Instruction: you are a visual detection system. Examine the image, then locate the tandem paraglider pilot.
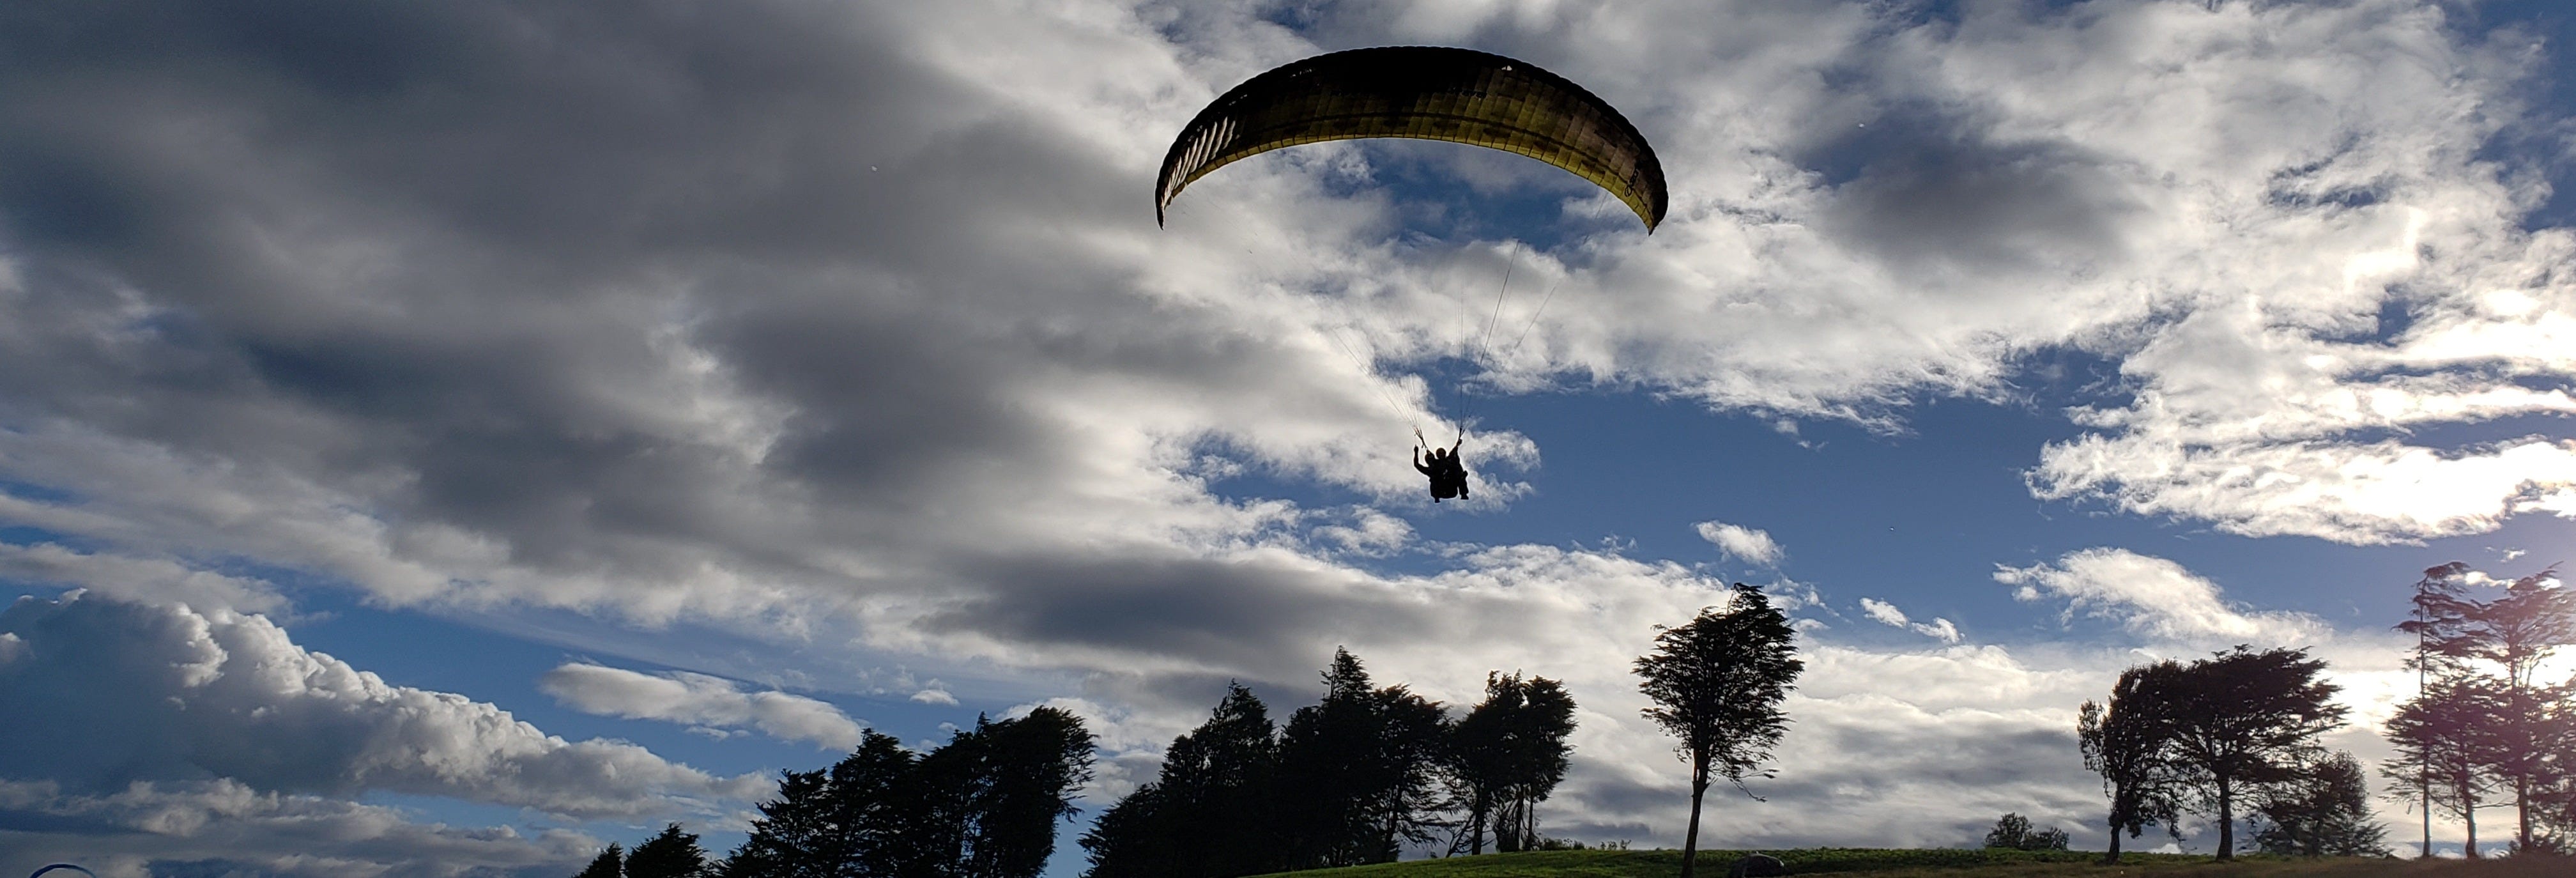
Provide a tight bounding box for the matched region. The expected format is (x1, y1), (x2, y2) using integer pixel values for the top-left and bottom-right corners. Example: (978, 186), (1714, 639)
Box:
(1413, 429), (1469, 502)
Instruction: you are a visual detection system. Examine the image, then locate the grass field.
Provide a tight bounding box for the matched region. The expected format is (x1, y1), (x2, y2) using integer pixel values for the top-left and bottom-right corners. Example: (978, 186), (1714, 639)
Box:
(1246, 849), (2572, 878)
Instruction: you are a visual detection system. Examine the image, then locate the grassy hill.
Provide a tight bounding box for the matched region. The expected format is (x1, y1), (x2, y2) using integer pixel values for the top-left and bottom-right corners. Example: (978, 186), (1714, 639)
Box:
(1247, 849), (2570, 878)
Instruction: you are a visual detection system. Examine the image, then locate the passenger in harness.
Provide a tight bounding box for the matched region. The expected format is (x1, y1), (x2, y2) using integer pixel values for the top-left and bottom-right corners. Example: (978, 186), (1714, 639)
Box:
(1413, 429), (1469, 502)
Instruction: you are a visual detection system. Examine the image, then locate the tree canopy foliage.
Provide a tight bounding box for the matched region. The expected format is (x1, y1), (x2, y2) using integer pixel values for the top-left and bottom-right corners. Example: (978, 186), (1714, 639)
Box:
(1634, 582), (1802, 878)
(1080, 650), (1581, 877)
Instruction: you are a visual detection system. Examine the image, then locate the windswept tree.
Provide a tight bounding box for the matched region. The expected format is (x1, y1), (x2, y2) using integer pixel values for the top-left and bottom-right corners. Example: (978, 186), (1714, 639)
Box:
(2078, 665), (2179, 863)
(2153, 646), (2349, 860)
(2252, 751), (2389, 857)
(1446, 672), (1579, 856)
(1634, 582), (1803, 878)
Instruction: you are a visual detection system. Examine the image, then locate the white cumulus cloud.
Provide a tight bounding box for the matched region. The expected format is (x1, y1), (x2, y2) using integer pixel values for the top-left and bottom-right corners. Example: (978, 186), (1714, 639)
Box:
(1996, 547), (2324, 643)
(1695, 520), (1784, 567)
(0, 592), (768, 819)
(1859, 597), (1963, 643)
(539, 662), (867, 750)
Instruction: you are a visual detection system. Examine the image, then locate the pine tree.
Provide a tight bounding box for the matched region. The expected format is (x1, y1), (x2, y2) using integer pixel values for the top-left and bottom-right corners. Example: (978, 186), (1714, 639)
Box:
(2252, 751), (2389, 857)
(626, 824), (710, 878)
(2381, 677), (2504, 857)
(574, 843), (623, 878)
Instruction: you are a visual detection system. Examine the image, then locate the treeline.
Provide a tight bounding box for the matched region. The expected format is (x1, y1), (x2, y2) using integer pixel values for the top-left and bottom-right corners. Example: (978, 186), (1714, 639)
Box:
(2386, 562), (2576, 856)
(1080, 648), (1579, 877)
(572, 707), (1097, 878)
(2078, 562), (2576, 860)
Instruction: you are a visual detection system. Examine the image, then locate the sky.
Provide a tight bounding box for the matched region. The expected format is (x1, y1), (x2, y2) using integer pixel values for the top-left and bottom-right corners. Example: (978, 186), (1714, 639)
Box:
(3, 0), (2575, 875)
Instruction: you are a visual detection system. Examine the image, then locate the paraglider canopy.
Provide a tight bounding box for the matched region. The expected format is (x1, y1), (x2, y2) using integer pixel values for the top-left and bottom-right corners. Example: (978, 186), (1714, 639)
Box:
(1157, 46), (1667, 231)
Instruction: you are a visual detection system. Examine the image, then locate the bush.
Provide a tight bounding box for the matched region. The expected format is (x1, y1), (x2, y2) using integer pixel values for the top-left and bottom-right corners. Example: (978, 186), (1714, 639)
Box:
(1982, 813), (2070, 851)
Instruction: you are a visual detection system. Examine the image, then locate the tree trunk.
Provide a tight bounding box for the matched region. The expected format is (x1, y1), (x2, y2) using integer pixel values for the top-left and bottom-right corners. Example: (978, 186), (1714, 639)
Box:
(2214, 776), (2234, 861)
(1680, 754), (1710, 878)
(2463, 793), (2478, 858)
(2516, 777), (2533, 853)
(1468, 792), (1488, 856)
(2102, 817), (2122, 865)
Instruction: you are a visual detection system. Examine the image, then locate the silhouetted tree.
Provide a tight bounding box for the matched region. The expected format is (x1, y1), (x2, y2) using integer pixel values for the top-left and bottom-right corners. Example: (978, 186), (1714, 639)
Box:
(2396, 562), (2479, 856)
(2080, 665), (2181, 864)
(2150, 646), (2348, 861)
(1275, 649), (1449, 868)
(1446, 672), (1578, 856)
(627, 824), (711, 878)
(723, 730), (919, 878)
(1634, 583), (1802, 878)
(723, 711), (1090, 878)
(2460, 566), (2574, 852)
(1080, 783), (1175, 878)
(2251, 751), (2389, 857)
(2381, 677), (2504, 858)
(1147, 684), (1284, 876)
(907, 709), (1096, 878)
(574, 843), (623, 878)
(1982, 813), (2069, 851)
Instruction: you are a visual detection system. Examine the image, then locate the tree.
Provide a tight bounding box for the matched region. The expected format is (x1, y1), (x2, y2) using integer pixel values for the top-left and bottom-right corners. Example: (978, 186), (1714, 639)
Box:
(575, 843), (624, 878)
(1275, 649), (1450, 869)
(2395, 562), (2478, 857)
(1446, 672), (1578, 856)
(2251, 751), (2389, 857)
(627, 824), (711, 878)
(2151, 646), (2349, 861)
(1982, 813), (2069, 851)
(2380, 677), (2504, 858)
(2459, 566), (2575, 852)
(963, 707), (1098, 878)
(1079, 684), (1282, 878)
(1633, 583), (1803, 878)
(722, 731), (919, 878)
(2079, 665), (2180, 864)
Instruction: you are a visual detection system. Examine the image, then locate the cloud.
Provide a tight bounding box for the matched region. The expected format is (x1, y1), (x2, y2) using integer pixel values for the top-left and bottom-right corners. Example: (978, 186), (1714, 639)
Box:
(539, 662), (866, 750)
(0, 592), (767, 819)
(0, 0), (2563, 859)
(1859, 597), (1963, 643)
(0, 778), (595, 878)
(1996, 548), (2324, 643)
(1694, 520), (1784, 566)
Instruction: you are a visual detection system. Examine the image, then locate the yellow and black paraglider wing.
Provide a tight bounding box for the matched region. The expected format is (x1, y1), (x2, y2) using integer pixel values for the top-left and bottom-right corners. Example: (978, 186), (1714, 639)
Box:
(1156, 46), (1667, 231)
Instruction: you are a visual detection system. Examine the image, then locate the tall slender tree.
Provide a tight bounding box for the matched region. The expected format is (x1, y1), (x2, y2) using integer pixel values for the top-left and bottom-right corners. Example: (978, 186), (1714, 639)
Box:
(2078, 663), (2179, 864)
(2152, 646), (2348, 860)
(2395, 562), (2477, 857)
(1633, 583), (1803, 878)
(2460, 566), (2574, 852)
